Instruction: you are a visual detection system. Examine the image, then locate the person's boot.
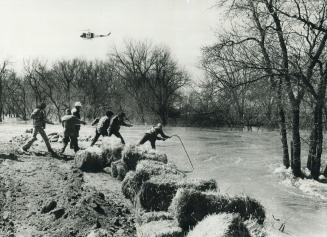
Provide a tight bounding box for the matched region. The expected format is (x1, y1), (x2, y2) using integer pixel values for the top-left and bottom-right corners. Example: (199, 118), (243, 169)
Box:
(48, 148), (57, 156)
(60, 144), (67, 154)
(74, 147), (80, 153)
(21, 146), (29, 153)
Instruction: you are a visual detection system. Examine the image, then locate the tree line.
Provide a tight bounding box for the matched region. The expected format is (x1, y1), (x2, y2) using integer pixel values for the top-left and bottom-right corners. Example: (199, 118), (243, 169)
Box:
(0, 41), (189, 125)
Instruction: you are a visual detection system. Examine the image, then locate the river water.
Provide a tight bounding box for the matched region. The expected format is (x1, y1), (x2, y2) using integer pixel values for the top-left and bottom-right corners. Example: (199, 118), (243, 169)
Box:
(1, 123), (327, 236)
(124, 126), (327, 237)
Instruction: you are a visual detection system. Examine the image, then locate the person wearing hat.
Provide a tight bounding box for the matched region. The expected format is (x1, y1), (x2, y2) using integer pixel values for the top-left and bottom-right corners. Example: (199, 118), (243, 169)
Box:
(90, 110), (114, 146)
(137, 123), (171, 149)
(108, 112), (132, 144)
(61, 109), (86, 153)
(72, 101), (82, 137)
(22, 102), (55, 154)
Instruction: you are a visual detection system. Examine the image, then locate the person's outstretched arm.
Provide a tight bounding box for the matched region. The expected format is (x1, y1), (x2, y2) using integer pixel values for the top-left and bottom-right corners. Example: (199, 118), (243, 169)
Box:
(159, 129), (171, 139)
(121, 120), (133, 127)
(45, 118), (54, 125)
(156, 136), (165, 141)
(77, 118), (87, 125)
(91, 118), (99, 126)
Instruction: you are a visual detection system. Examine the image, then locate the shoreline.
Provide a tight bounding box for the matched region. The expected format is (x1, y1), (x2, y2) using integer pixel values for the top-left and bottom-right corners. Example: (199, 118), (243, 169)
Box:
(0, 143), (136, 237)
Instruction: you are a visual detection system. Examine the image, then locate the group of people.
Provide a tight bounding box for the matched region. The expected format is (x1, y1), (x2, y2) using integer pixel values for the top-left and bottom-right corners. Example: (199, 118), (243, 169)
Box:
(21, 102), (172, 155)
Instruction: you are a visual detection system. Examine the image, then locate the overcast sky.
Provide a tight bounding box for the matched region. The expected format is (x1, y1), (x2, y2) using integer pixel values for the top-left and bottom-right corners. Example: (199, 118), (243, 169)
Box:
(0, 0), (222, 80)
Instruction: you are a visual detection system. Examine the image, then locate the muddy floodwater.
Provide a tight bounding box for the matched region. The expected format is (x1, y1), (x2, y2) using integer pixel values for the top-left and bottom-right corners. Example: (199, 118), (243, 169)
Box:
(1, 122), (327, 236)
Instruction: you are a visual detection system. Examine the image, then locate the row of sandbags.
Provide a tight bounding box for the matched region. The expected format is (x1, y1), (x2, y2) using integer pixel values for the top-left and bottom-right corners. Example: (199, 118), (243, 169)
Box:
(74, 138), (167, 174)
(122, 160), (266, 237)
(74, 138), (267, 237)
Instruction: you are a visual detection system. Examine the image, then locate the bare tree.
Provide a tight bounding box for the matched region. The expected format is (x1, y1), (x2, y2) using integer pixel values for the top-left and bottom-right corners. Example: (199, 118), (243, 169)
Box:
(147, 47), (189, 125)
(112, 40), (189, 124)
(211, 0), (327, 178)
(4, 72), (30, 120)
(111, 40), (155, 122)
(0, 60), (9, 122)
(76, 60), (117, 118)
(52, 59), (82, 108)
(24, 59), (48, 105)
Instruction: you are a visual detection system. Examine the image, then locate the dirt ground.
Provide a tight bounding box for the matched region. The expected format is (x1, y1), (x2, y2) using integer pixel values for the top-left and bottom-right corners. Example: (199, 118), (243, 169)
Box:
(0, 126), (136, 237)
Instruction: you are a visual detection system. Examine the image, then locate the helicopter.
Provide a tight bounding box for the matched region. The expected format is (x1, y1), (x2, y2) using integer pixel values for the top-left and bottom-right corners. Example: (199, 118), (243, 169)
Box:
(80, 31), (111, 39)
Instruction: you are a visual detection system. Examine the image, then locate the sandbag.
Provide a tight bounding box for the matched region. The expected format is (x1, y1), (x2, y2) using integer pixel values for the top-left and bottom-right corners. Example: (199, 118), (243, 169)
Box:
(169, 189), (265, 231)
(75, 147), (106, 172)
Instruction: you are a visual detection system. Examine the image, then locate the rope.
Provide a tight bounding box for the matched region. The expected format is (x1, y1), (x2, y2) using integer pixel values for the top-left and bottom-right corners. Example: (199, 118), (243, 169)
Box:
(171, 134), (194, 170)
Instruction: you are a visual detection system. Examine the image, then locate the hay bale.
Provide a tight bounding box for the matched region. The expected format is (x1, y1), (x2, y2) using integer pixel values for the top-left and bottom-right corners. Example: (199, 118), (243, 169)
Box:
(101, 137), (124, 166)
(122, 160), (184, 201)
(139, 177), (217, 211)
(122, 145), (168, 170)
(136, 160), (182, 176)
(122, 171), (151, 201)
(122, 145), (146, 170)
(75, 147), (105, 172)
(178, 178), (217, 192)
(136, 220), (183, 237)
(137, 211), (174, 225)
(139, 175), (182, 211)
(243, 219), (267, 237)
(111, 159), (128, 180)
(111, 160), (121, 178)
(169, 189), (265, 231)
(226, 196), (265, 224)
(187, 214), (251, 237)
(117, 162), (128, 181)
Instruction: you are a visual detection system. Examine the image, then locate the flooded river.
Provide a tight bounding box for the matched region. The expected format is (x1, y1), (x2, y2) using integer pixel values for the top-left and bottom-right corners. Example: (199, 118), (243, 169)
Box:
(1, 123), (327, 236)
(127, 126), (327, 237)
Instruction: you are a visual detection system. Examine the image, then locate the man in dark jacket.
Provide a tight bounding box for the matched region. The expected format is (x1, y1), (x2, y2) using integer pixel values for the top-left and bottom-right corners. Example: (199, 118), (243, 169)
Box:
(72, 101), (82, 137)
(90, 110), (114, 146)
(60, 109), (86, 153)
(108, 112), (132, 144)
(137, 123), (171, 149)
(22, 102), (55, 154)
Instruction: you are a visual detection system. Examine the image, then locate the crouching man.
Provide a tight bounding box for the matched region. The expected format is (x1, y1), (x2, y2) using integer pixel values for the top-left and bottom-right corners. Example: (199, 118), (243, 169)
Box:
(108, 112), (133, 144)
(137, 123), (171, 149)
(61, 109), (86, 153)
(22, 102), (55, 154)
(90, 110), (114, 146)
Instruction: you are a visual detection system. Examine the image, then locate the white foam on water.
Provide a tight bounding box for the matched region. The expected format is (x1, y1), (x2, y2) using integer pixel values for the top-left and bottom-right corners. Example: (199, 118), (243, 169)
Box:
(274, 166), (327, 200)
